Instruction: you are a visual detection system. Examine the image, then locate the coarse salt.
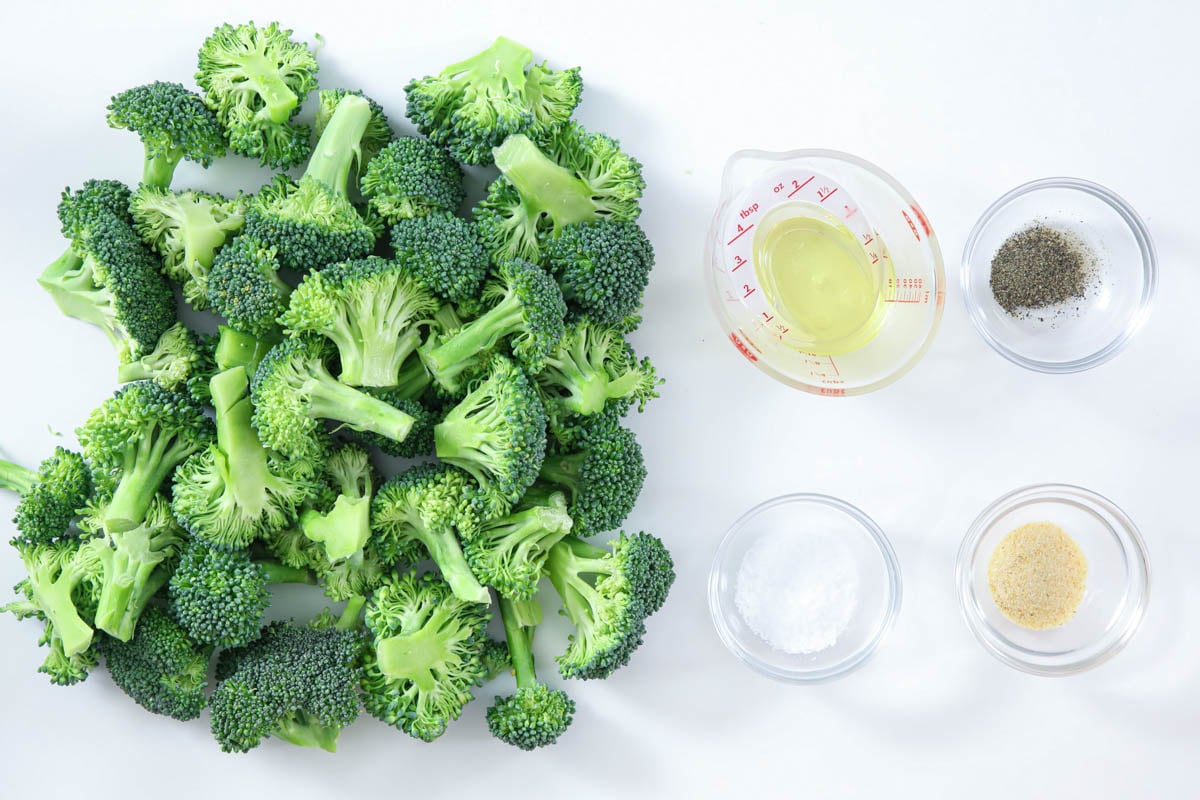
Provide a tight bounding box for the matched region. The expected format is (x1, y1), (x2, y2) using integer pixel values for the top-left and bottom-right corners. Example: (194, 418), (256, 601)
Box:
(735, 526), (860, 654)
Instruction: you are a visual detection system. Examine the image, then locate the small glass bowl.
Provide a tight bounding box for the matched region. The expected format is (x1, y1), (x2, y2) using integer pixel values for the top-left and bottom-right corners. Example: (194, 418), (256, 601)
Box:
(956, 484), (1150, 676)
(961, 178), (1157, 373)
(708, 494), (902, 683)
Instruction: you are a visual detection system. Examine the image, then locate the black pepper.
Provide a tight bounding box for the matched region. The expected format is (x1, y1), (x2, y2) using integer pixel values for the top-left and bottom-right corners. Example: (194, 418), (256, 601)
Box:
(989, 224), (1094, 316)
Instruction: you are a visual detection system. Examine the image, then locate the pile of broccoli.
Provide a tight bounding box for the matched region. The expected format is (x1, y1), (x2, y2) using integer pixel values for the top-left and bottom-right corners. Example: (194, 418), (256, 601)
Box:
(3, 23), (673, 755)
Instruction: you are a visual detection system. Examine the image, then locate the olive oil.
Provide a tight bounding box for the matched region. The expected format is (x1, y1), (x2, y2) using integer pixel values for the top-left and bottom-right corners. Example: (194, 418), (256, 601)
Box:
(752, 204), (891, 355)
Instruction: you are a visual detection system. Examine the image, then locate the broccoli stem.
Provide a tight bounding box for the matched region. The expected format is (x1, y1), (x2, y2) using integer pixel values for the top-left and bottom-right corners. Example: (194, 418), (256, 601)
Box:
(94, 526), (176, 640)
(420, 528), (490, 605)
(105, 436), (186, 533)
(215, 325), (281, 373)
(38, 249), (123, 347)
(238, 51), (300, 124)
(273, 712), (342, 753)
(393, 356), (432, 401)
(498, 596), (536, 690)
(546, 538), (610, 639)
(511, 595), (543, 628)
(259, 561), (317, 584)
(342, 326), (423, 389)
(211, 366), (277, 518)
(0, 459), (38, 495)
(307, 375), (416, 442)
(303, 93), (371, 194)
(335, 596), (366, 630)
(374, 602), (462, 689)
(142, 148), (183, 190)
(26, 554), (94, 657)
(493, 134), (596, 225)
(544, 343), (608, 415)
(446, 36), (532, 94)
(422, 292), (526, 381)
(300, 494), (371, 563)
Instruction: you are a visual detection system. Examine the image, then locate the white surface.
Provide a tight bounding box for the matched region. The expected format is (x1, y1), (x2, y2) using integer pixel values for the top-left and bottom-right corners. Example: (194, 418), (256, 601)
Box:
(0, 0), (1197, 797)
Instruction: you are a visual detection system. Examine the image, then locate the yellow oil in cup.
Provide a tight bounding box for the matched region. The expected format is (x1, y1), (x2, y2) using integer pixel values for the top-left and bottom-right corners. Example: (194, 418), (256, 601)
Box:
(752, 204), (894, 356)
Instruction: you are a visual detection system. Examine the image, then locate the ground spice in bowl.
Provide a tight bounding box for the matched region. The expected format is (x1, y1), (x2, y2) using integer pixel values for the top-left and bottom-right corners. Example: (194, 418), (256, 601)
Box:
(987, 521), (1088, 630)
(989, 224), (1095, 316)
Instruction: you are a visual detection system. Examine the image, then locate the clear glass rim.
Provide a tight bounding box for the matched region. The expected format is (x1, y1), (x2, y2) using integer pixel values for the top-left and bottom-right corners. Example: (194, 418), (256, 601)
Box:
(707, 492), (903, 684)
(960, 177), (1158, 374)
(706, 148), (946, 396)
(955, 483), (1151, 676)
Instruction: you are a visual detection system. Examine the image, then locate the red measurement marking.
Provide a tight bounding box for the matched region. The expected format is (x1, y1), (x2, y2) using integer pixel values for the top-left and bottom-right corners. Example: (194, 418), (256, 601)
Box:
(827, 356), (840, 377)
(844, 205), (858, 219)
(885, 298), (923, 304)
(761, 311), (774, 323)
(818, 187), (838, 203)
(742, 284), (756, 298)
(730, 332), (758, 363)
(732, 255), (747, 272)
(774, 325), (789, 341)
(727, 224), (754, 246)
(870, 252), (879, 264)
(902, 210), (920, 241)
(862, 233), (874, 246)
(787, 176), (815, 198)
(911, 204), (932, 237)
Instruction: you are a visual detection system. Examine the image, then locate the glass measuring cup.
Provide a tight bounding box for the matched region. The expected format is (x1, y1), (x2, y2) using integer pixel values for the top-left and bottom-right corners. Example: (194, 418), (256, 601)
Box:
(706, 150), (945, 396)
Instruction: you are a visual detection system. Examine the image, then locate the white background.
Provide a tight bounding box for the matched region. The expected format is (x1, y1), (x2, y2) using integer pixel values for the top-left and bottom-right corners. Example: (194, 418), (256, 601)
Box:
(1, 0), (1197, 797)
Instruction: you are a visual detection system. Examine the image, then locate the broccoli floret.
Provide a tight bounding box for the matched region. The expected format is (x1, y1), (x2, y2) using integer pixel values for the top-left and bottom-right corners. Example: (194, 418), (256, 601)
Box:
(39, 210), (176, 364)
(419, 260), (565, 390)
(360, 137), (464, 224)
(99, 606), (210, 720)
(0, 448), (91, 547)
(544, 532), (674, 680)
(346, 388), (439, 459)
(196, 21), (318, 169)
(314, 89), (393, 178)
(299, 443), (376, 563)
(129, 186), (245, 309)
(3, 536), (102, 664)
(251, 336), (419, 462)
(207, 235), (292, 338)
(243, 94), (377, 272)
(535, 317), (661, 420)
(480, 637), (512, 682)
(486, 595), (574, 750)
(77, 493), (184, 642)
(77, 381), (212, 534)
(405, 37), (581, 165)
(475, 124), (644, 264)
(173, 361), (319, 549)
(461, 490), (573, 600)
(167, 538), (314, 648)
(359, 571), (490, 742)
(371, 464), (489, 604)
(116, 322), (209, 394)
(389, 213), (487, 304)
(107, 82), (226, 188)
(211, 621), (362, 753)
(537, 421), (646, 536)
(280, 257), (437, 387)
(433, 356), (547, 518)
(58, 179), (134, 233)
(543, 220), (654, 325)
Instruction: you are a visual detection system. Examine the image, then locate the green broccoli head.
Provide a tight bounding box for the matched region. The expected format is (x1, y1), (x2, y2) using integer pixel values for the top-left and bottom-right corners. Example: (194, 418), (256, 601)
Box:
(360, 571), (490, 742)
(196, 21), (317, 169)
(39, 211), (177, 365)
(207, 234), (292, 338)
(0, 448), (92, 547)
(129, 186), (246, 309)
(3, 536), (103, 668)
(479, 637), (512, 683)
(545, 532), (674, 680)
(536, 317), (661, 420)
(107, 81), (226, 188)
(370, 463), (489, 604)
(538, 420), (646, 536)
(543, 220), (654, 325)
(433, 355), (548, 519)
(99, 606), (210, 720)
(116, 322), (210, 394)
(57, 180), (133, 240)
(281, 256), (437, 387)
(420, 259), (566, 389)
(404, 37), (581, 165)
(314, 89), (393, 177)
(78, 381), (213, 534)
(486, 595), (574, 750)
(461, 489), (573, 600)
(475, 124), (644, 264)
(250, 336), (417, 462)
(173, 363), (319, 549)
(243, 94), (378, 272)
(360, 136), (464, 226)
(389, 213), (487, 304)
(211, 621), (362, 753)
